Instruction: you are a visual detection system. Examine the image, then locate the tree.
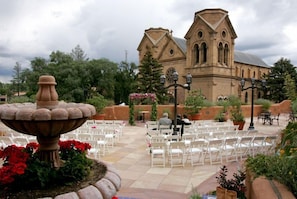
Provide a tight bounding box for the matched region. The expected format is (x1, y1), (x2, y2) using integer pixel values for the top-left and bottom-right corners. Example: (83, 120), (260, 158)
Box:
(137, 51), (165, 103)
(11, 62), (23, 96)
(70, 45), (88, 61)
(87, 59), (118, 100)
(265, 58), (297, 102)
(114, 61), (138, 104)
(284, 73), (297, 100)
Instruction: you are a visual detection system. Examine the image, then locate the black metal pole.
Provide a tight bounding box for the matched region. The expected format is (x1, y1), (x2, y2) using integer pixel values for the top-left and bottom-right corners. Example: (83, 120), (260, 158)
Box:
(174, 80), (177, 134)
(248, 82), (255, 130)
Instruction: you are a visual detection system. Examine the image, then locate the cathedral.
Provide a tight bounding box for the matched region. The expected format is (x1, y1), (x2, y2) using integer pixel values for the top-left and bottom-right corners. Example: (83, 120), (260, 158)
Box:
(137, 8), (270, 104)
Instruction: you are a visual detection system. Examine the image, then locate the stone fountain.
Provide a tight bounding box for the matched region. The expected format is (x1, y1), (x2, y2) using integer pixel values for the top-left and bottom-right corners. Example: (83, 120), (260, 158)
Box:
(0, 75), (121, 198)
(0, 75), (96, 168)
(0, 75), (121, 199)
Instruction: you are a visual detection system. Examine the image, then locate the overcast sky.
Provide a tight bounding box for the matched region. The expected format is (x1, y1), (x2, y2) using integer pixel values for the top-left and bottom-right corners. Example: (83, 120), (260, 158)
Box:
(0, 0), (296, 83)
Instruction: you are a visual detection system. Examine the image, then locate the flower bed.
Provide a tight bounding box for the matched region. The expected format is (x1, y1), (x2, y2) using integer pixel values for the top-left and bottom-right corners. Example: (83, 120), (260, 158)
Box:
(0, 140), (121, 198)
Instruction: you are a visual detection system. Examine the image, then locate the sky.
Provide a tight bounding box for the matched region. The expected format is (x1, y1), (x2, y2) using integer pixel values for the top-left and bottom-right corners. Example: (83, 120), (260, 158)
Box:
(0, 0), (297, 83)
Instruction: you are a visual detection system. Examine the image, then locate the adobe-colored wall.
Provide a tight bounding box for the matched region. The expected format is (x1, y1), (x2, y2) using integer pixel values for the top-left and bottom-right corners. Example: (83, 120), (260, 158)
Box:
(102, 100), (292, 121)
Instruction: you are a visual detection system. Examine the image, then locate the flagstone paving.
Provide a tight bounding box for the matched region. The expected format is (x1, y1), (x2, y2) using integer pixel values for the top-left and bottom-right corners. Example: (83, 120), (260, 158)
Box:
(100, 115), (288, 199)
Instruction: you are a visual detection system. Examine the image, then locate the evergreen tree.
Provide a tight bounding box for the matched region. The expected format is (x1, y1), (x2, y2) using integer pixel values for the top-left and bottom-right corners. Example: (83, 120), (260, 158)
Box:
(70, 45), (88, 61)
(265, 58), (297, 102)
(137, 51), (165, 103)
(11, 62), (23, 96)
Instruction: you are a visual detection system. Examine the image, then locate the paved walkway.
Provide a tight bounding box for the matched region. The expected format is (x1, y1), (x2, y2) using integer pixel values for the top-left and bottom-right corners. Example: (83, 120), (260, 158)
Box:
(100, 114), (289, 199)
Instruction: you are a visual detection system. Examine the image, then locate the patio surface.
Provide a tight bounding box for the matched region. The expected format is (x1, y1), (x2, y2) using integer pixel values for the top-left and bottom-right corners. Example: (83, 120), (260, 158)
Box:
(100, 114), (289, 199)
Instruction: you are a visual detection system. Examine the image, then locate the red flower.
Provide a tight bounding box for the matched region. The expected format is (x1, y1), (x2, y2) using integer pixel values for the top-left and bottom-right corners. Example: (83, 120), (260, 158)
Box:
(26, 142), (39, 150)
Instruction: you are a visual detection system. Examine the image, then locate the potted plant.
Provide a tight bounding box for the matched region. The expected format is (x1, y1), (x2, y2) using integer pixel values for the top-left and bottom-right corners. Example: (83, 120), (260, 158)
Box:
(86, 94), (108, 120)
(215, 100), (230, 122)
(185, 89), (211, 120)
(229, 95), (245, 130)
(216, 165), (246, 199)
(215, 110), (227, 122)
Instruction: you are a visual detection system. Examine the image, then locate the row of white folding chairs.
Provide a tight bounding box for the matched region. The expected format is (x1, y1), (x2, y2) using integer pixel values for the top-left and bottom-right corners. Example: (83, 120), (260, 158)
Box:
(149, 134), (278, 167)
(81, 122), (124, 139)
(0, 134), (37, 148)
(84, 120), (126, 127)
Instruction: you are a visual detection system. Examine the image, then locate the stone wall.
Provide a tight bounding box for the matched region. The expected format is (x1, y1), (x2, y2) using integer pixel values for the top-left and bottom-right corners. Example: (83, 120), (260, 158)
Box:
(102, 100), (291, 121)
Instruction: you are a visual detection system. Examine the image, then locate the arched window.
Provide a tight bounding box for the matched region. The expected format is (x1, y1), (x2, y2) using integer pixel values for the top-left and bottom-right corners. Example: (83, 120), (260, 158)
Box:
(253, 71), (256, 78)
(218, 43), (223, 63)
(248, 69), (251, 78)
(245, 92), (248, 103)
(194, 44), (199, 64)
(201, 42), (207, 63)
(241, 69), (244, 78)
(224, 44), (229, 65)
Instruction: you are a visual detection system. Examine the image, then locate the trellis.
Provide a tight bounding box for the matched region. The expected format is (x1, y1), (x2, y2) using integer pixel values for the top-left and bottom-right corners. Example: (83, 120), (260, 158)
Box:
(129, 93), (157, 125)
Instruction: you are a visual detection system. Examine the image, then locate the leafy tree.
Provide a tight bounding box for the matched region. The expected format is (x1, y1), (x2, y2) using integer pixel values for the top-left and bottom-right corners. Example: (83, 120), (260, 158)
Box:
(265, 58), (297, 102)
(87, 59), (118, 100)
(18, 46), (118, 104)
(137, 51), (165, 103)
(114, 61), (138, 104)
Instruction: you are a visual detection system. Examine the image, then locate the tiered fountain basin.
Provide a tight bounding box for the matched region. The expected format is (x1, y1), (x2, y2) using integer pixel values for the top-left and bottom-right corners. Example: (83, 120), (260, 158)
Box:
(0, 102), (95, 137)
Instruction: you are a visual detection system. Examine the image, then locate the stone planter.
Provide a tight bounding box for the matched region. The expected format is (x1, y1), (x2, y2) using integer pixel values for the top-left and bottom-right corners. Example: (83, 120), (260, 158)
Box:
(53, 161), (121, 199)
(245, 171), (295, 199)
(190, 113), (201, 120)
(216, 186), (237, 199)
(93, 113), (106, 120)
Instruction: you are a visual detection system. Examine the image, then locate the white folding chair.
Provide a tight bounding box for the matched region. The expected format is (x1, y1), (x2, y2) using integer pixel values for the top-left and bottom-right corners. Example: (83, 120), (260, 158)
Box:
(150, 135), (165, 143)
(77, 133), (92, 142)
(167, 135), (181, 142)
(236, 136), (253, 160)
(103, 127), (115, 147)
(251, 136), (265, 157)
(78, 127), (90, 134)
(223, 137), (238, 162)
(150, 142), (166, 167)
(204, 139), (223, 165)
(263, 135), (277, 155)
(87, 140), (100, 159)
(13, 137), (29, 147)
(0, 136), (14, 148)
(188, 140), (205, 166)
(168, 141), (185, 167)
(160, 128), (173, 136)
(182, 134), (196, 142)
(92, 134), (108, 156)
(63, 131), (78, 140)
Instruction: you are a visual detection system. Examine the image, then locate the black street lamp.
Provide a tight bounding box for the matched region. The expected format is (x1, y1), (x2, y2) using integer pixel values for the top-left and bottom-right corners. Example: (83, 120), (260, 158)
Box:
(240, 78), (266, 130)
(160, 71), (192, 134)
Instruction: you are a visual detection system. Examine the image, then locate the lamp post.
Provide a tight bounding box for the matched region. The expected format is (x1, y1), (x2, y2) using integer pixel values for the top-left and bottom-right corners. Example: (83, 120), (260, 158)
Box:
(240, 78), (266, 130)
(160, 71), (192, 134)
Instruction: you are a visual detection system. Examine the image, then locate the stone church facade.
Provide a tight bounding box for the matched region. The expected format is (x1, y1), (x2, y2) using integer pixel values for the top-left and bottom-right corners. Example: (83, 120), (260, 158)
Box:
(137, 8), (270, 104)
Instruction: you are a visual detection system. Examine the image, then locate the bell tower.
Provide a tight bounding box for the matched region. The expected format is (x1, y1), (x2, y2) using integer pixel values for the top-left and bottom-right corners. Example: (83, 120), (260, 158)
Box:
(184, 8), (238, 101)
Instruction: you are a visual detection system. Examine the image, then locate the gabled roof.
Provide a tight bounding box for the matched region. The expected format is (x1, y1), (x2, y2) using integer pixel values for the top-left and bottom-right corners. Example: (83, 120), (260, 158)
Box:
(234, 51), (269, 67)
(185, 8), (237, 40)
(172, 37), (187, 53)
